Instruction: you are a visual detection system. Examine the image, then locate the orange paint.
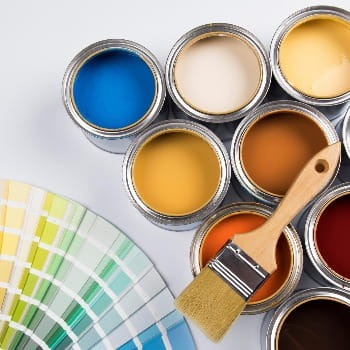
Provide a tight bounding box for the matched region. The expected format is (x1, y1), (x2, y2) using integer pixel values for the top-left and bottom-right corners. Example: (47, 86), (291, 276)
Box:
(199, 212), (292, 303)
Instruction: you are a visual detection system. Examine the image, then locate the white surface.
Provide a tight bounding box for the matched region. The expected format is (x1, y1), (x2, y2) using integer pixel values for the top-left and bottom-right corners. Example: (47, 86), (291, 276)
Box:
(0, 1), (347, 349)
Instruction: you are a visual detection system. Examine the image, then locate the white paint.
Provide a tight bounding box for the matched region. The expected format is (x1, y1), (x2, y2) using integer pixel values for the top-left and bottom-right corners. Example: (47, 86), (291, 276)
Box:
(174, 34), (262, 114)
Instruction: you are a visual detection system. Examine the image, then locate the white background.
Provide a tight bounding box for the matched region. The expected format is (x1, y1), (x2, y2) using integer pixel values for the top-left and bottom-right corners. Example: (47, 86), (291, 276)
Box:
(0, 1), (348, 349)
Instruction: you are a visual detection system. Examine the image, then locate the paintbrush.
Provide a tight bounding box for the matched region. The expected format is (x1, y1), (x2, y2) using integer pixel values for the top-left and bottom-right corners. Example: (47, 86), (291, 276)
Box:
(175, 142), (341, 342)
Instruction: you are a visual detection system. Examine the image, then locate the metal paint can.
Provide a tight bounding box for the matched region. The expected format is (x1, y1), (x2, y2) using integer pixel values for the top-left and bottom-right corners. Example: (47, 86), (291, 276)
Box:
(304, 183), (350, 290)
(231, 100), (339, 205)
(333, 104), (350, 182)
(190, 202), (303, 314)
(262, 287), (350, 350)
(270, 5), (350, 106)
(123, 119), (231, 230)
(342, 105), (350, 160)
(63, 39), (166, 153)
(166, 23), (271, 123)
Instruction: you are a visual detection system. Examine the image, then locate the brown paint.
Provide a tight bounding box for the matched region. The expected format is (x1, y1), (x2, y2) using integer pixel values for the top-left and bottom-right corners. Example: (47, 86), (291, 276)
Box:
(199, 212), (292, 304)
(241, 111), (328, 196)
(278, 299), (350, 350)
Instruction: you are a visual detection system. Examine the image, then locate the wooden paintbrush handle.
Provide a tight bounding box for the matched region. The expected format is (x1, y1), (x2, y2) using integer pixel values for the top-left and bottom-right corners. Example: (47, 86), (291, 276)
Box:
(233, 142), (340, 273)
(267, 142), (340, 234)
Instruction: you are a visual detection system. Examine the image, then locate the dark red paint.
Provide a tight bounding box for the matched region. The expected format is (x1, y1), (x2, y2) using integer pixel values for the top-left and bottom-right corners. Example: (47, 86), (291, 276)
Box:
(316, 194), (350, 279)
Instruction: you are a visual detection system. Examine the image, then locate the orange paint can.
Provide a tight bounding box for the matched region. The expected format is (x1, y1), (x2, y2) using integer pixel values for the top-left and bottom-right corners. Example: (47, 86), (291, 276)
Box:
(190, 202), (303, 314)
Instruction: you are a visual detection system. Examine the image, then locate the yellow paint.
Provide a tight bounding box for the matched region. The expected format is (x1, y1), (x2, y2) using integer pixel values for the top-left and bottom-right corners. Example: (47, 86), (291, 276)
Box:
(8, 182), (30, 202)
(50, 197), (69, 218)
(5, 207), (25, 229)
(279, 15), (350, 98)
(0, 260), (13, 307)
(40, 222), (59, 245)
(1, 234), (19, 256)
(132, 130), (221, 216)
(0, 180), (10, 255)
(0, 261), (13, 282)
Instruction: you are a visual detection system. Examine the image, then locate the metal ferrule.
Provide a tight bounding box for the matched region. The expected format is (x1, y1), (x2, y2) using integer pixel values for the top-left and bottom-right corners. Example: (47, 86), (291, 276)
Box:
(123, 119), (231, 231)
(262, 287), (350, 350)
(304, 182), (350, 290)
(231, 100), (340, 205)
(62, 39), (166, 153)
(270, 5), (350, 106)
(166, 23), (271, 123)
(208, 240), (269, 300)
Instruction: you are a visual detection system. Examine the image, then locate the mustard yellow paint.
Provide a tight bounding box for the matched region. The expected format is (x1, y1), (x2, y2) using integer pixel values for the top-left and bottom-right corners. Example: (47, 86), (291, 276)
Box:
(132, 130), (221, 216)
(279, 15), (350, 98)
(40, 222), (59, 245)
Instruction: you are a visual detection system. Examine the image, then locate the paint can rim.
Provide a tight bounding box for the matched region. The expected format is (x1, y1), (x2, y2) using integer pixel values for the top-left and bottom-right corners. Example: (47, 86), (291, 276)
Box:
(122, 119), (231, 230)
(263, 287), (350, 350)
(305, 182), (350, 289)
(166, 23), (271, 123)
(63, 39), (166, 139)
(230, 100), (340, 205)
(270, 5), (350, 106)
(342, 105), (350, 160)
(190, 202), (303, 314)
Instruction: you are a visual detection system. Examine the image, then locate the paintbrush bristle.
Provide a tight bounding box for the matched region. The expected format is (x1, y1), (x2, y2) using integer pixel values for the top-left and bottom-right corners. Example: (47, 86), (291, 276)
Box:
(175, 266), (246, 342)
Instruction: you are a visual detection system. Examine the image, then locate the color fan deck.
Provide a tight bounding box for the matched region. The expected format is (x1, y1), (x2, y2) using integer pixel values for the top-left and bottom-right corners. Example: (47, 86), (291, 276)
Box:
(0, 180), (195, 350)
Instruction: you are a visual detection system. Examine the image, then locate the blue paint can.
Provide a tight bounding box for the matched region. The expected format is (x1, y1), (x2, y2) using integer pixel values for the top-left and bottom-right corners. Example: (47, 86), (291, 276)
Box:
(63, 40), (166, 153)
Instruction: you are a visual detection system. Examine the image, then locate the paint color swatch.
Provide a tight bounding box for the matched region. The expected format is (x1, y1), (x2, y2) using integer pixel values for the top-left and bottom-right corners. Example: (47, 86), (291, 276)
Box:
(0, 180), (195, 350)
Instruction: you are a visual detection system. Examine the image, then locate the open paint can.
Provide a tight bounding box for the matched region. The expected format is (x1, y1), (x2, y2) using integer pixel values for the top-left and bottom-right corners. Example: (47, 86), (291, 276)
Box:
(63, 39), (166, 153)
(166, 23), (271, 123)
(231, 100), (339, 204)
(190, 203), (303, 314)
(342, 105), (350, 160)
(333, 104), (350, 182)
(123, 120), (231, 230)
(304, 183), (350, 290)
(262, 287), (350, 350)
(271, 5), (350, 106)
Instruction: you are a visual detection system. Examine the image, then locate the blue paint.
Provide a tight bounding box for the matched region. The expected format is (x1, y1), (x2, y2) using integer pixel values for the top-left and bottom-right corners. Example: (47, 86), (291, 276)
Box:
(73, 49), (156, 129)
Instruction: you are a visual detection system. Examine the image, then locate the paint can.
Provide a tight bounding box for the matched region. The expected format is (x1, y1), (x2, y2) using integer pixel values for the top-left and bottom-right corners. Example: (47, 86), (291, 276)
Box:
(166, 23), (271, 123)
(190, 202), (303, 314)
(264, 78), (350, 123)
(231, 100), (339, 205)
(342, 105), (350, 160)
(270, 5), (350, 106)
(63, 39), (166, 153)
(334, 104), (350, 182)
(169, 100), (240, 154)
(262, 287), (350, 350)
(123, 120), (231, 230)
(304, 183), (350, 290)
